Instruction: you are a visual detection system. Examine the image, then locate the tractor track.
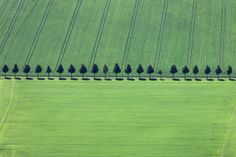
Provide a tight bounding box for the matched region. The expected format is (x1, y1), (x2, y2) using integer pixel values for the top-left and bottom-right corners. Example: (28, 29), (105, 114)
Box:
(55, 0), (82, 70)
(219, 0), (226, 66)
(121, 0), (139, 69)
(153, 0), (169, 70)
(88, 0), (111, 70)
(24, 0), (54, 64)
(0, 0), (25, 56)
(186, 0), (197, 67)
(0, 0), (12, 29)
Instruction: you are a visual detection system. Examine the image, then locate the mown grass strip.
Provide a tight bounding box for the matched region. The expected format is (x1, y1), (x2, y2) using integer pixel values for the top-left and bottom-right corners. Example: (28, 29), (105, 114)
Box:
(55, 0), (82, 70)
(186, 0), (197, 67)
(153, 0), (169, 70)
(0, 0), (25, 55)
(88, 0), (111, 69)
(24, 0), (54, 64)
(121, 0), (139, 69)
(219, 0), (226, 66)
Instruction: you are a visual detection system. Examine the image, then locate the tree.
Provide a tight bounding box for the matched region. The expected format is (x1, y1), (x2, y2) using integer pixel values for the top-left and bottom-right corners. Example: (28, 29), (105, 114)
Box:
(68, 64), (75, 79)
(113, 63), (121, 79)
(56, 64), (64, 79)
(182, 65), (189, 80)
(46, 66), (52, 79)
(227, 66), (232, 80)
(136, 64), (144, 79)
(215, 65), (222, 80)
(12, 64), (19, 79)
(91, 64), (99, 79)
(35, 65), (42, 79)
(2, 64), (9, 79)
(170, 65), (178, 79)
(103, 64), (109, 79)
(192, 65), (199, 80)
(124, 64), (132, 79)
(23, 64), (31, 79)
(157, 70), (163, 79)
(147, 65), (154, 79)
(204, 65), (211, 80)
(79, 64), (87, 79)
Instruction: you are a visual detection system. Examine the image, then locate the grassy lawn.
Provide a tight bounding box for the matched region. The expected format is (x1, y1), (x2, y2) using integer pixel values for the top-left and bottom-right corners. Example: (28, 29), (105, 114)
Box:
(0, 80), (236, 157)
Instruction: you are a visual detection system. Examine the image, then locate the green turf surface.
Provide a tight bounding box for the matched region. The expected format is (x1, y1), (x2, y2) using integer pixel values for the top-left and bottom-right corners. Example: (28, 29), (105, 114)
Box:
(0, 0), (236, 77)
(0, 80), (236, 157)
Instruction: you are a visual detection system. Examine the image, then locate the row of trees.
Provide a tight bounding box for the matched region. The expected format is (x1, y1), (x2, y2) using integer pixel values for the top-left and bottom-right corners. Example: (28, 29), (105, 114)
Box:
(1, 64), (233, 80)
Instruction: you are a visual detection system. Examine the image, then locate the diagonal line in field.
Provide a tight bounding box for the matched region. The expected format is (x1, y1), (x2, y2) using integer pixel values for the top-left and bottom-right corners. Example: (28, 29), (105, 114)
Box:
(219, 104), (236, 157)
(0, 0), (25, 56)
(121, 0), (139, 70)
(153, 0), (169, 70)
(186, 0), (197, 68)
(55, 0), (83, 70)
(0, 80), (15, 137)
(24, 0), (54, 65)
(0, 0), (12, 29)
(219, 0), (226, 67)
(88, 0), (111, 70)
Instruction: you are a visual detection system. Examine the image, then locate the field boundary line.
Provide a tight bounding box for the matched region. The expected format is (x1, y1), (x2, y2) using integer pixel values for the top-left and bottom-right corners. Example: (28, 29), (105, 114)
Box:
(55, 0), (83, 70)
(88, 0), (111, 69)
(219, 0), (226, 66)
(121, 0), (139, 69)
(24, 0), (54, 64)
(0, 80), (15, 137)
(0, 0), (25, 56)
(153, 0), (169, 70)
(0, 0), (12, 29)
(219, 104), (236, 157)
(186, 0), (197, 67)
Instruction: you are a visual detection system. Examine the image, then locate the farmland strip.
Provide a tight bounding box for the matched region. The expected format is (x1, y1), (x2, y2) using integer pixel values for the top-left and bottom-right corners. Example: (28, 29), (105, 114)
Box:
(219, 0), (226, 66)
(55, 0), (83, 69)
(25, 0), (54, 64)
(121, 0), (139, 69)
(0, 0), (11, 27)
(88, 0), (111, 69)
(153, 0), (169, 69)
(186, 0), (197, 67)
(0, 0), (25, 55)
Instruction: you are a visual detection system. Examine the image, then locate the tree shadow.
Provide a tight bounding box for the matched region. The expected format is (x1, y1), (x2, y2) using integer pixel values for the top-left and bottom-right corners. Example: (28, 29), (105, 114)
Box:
(4, 77), (12, 80)
(71, 78), (78, 80)
(94, 78), (102, 81)
(14, 77), (21, 80)
(149, 78), (157, 81)
(127, 78), (135, 81)
(26, 77), (33, 80)
(82, 78), (90, 81)
(104, 78), (112, 81)
(207, 79), (214, 81)
(195, 78), (202, 81)
(59, 78), (67, 80)
(160, 78), (165, 81)
(218, 78), (225, 81)
(37, 78), (45, 80)
(48, 78), (54, 80)
(229, 78), (235, 81)
(139, 78), (146, 81)
(185, 78), (192, 81)
(172, 78), (181, 81)
(116, 78), (124, 81)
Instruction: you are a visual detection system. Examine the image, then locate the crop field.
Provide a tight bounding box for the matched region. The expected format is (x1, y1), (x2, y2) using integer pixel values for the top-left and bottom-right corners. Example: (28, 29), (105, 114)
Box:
(0, 0), (236, 77)
(0, 80), (235, 157)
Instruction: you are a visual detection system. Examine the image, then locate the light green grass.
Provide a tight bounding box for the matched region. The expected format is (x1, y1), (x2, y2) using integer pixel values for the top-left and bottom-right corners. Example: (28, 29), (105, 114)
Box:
(0, 80), (236, 157)
(0, 0), (236, 77)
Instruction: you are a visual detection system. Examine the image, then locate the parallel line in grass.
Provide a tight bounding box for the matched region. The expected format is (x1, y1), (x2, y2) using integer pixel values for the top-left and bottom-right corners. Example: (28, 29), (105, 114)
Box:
(55, 0), (83, 70)
(24, 0), (54, 65)
(121, 0), (139, 70)
(88, 0), (111, 70)
(153, 0), (169, 70)
(0, 0), (11, 28)
(0, 80), (15, 137)
(219, 104), (236, 157)
(219, 0), (226, 67)
(0, 0), (25, 56)
(186, 0), (197, 67)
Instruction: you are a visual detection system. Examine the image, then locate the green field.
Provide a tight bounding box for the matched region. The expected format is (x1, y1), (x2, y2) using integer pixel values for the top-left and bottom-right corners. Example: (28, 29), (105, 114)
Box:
(0, 0), (236, 77)
(0, 80), (236, 157)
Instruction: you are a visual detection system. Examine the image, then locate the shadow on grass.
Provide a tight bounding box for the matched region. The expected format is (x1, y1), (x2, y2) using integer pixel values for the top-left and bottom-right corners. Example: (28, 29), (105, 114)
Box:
(104, 78), (112, 81)
(48, 78), (54, 80)
(172, 78), (181, 81)
(139, 78), (146, 81)
(127, 78), (135, 81)
(160, 78), (165, 81)
(59, 78), (67, 80)
(229, 78), (235, 81)
(26, 77), (33, 80)
(116, 78), (124, 81)
(218, 78), (225, 81)
(207, 79), (214, 81)
(4, 77), (12, 80)
(94, 78), (102, 81)
(149, 78), (157, 81)
(37, 78), (45, 80)
(185, 78), (192, 81)
(195, 78), (202, 81)
(82, 78), (90, 81)
(71, 78), (78, 80)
